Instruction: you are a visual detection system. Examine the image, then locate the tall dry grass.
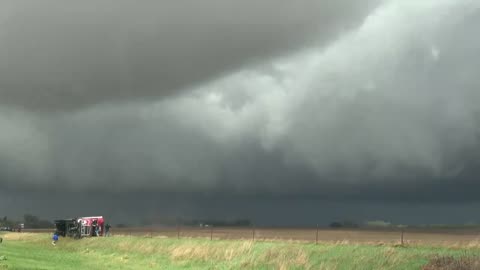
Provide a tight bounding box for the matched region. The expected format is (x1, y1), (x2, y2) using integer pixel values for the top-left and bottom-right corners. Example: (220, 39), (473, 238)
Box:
(423, 255), (480, 270)
(170, 240), (254, 261)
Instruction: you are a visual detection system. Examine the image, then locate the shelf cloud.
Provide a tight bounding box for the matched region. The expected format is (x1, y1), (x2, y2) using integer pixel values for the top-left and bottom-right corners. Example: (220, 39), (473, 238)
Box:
(0, 0), (479, 207)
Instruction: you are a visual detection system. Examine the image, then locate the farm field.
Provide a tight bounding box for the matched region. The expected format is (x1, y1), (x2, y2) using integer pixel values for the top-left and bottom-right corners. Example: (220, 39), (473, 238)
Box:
(115, 227), (480, 247)
(1, 231), (480, 269)
(25, 226), (480, 246)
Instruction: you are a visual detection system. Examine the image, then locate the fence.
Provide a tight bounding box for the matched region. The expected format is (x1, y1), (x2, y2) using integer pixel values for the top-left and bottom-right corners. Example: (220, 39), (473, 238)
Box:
(100, 226), (480, 246)
(21, 226), (480, 246)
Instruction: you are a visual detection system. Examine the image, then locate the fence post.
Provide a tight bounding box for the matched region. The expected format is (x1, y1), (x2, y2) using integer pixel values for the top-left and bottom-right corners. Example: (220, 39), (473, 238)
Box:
(316, 224), (319, 245)
(177, 224), (180, 239)
(210, 226), (213, 241)
(401, 229), (404, 245)
(252, 225), (255, 242)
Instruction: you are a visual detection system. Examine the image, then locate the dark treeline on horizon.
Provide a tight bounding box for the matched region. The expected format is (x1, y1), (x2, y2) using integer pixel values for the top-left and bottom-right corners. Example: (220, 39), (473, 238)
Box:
(3, 214), (480, 230)
(0, 214), (53, 229)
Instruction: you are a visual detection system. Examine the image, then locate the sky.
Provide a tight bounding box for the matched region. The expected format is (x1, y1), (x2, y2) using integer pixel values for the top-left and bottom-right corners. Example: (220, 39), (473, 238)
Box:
(1, 0), (480, 226)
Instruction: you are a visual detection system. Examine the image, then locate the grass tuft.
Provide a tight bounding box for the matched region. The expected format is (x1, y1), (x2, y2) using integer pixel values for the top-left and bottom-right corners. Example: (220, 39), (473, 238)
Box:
(422, 255), (480, 270)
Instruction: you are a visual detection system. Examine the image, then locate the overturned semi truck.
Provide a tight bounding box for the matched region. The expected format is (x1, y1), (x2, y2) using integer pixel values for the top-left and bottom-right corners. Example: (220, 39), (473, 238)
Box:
(54, 216), (105, 239)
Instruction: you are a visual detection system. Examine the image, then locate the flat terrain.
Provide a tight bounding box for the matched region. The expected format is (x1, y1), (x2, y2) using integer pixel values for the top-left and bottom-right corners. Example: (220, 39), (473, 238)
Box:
(24, 227), (480, 246)
(1, 232), (480, 269)
(137, 227), (480, 246)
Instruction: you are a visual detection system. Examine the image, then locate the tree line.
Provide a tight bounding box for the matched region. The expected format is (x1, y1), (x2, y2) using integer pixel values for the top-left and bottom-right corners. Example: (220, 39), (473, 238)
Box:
(0, 214), (53, 229)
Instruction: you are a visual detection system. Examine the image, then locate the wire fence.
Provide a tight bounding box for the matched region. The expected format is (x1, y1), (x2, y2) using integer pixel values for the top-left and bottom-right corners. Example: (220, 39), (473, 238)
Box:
(22, 226), (480, 246)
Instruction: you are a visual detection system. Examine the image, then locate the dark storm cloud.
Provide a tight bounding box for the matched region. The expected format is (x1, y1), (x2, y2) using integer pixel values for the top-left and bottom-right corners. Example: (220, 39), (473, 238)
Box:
(0, 0), (379, 111)
(0, 0), (480, 206)
(3, 189), (480, 226)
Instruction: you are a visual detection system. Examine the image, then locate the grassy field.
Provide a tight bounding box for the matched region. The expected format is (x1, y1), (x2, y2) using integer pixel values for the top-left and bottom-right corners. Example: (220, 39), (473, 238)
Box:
(24, 227), (480, 245)
(1, 232), (480, 269)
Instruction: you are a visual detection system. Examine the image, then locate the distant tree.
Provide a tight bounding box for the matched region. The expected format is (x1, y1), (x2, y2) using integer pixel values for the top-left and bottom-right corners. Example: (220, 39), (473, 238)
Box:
(0, 216), (17, 228)
(23, 214), (53, 229)
(24, 214), (40, 226)
(0, 216), (5, 226)
(329, 222), (343, 228)
(190, 218), (252, 227)
(365, 220), (392, 228)
(342, 220), (359, 228)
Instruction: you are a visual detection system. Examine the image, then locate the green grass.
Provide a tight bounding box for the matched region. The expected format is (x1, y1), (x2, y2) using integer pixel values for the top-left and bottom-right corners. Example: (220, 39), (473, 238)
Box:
(0, 232), (479, 269)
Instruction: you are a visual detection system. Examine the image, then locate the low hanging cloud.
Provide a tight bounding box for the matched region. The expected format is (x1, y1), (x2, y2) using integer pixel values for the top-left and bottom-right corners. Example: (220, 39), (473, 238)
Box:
(0, 0), (379, 111)
(1, 0), (480, 200)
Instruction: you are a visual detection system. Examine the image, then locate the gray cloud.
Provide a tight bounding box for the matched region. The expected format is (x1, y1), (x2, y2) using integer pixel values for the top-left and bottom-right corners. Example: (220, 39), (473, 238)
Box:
(0, 0), (379, 111)
(0, 0), (479, 206)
